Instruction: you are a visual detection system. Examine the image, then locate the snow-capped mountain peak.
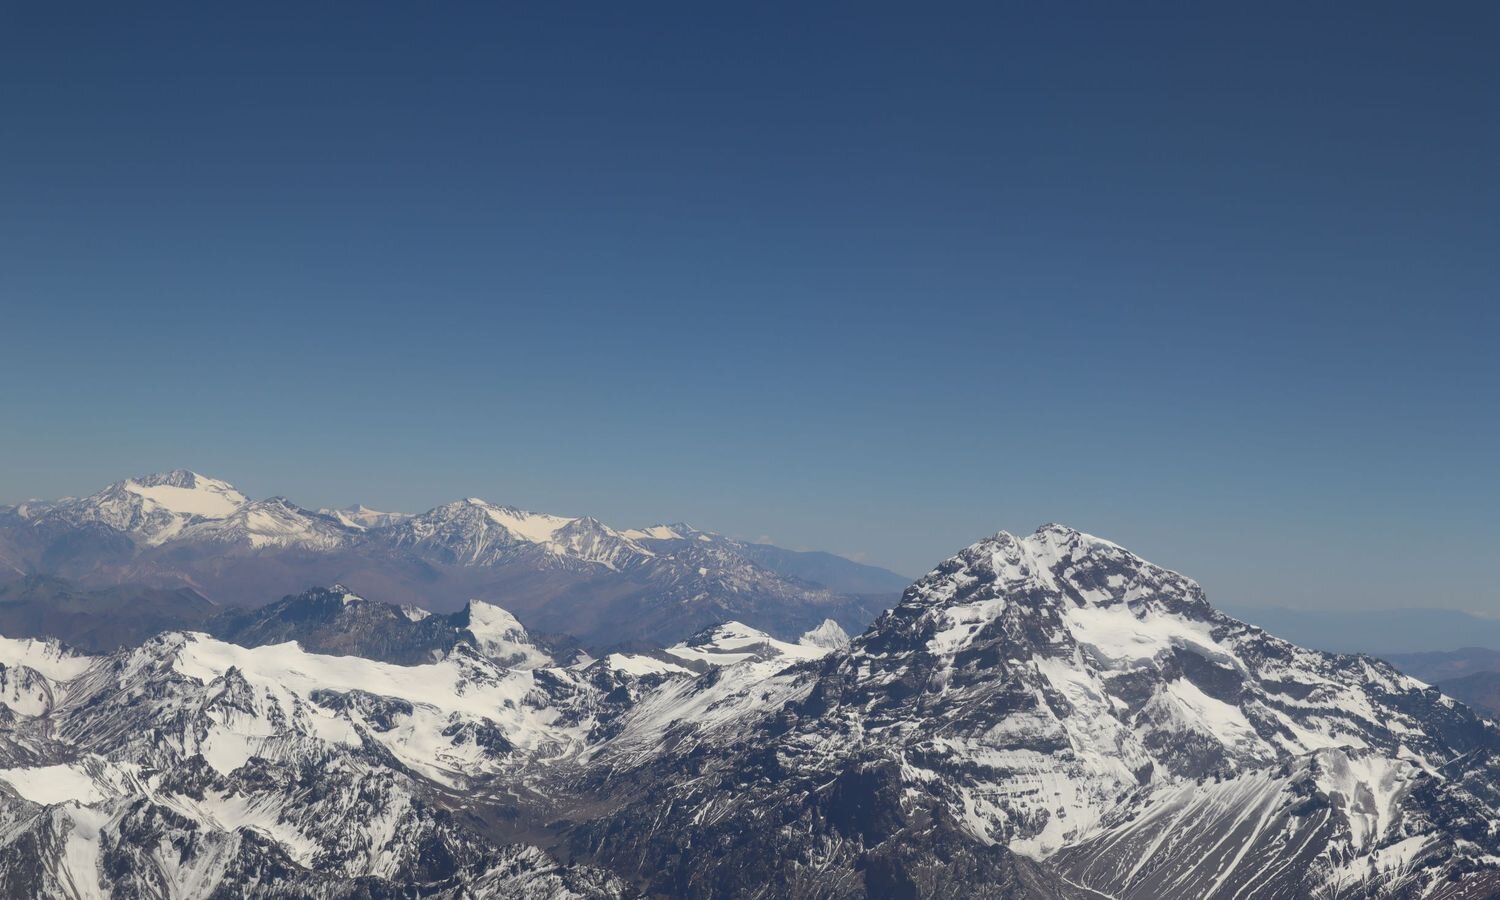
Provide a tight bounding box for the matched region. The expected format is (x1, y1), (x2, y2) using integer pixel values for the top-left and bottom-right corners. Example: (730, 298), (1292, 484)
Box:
(41, 470), (249, 545)
(326, 583), (362, 604)
(799, 618), (850, 649)
(905, 524), (1210, 623)
(458, 599), (552, 670)
(835, 524), (1470, 866)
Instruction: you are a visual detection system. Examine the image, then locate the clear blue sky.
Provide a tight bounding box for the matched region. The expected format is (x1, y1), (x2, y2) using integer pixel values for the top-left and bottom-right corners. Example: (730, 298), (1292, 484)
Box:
(1, 4), (1495, 609)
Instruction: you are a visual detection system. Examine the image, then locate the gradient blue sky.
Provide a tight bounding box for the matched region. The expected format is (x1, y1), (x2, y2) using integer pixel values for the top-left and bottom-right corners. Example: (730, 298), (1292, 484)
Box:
(1, 4), (1496, 609)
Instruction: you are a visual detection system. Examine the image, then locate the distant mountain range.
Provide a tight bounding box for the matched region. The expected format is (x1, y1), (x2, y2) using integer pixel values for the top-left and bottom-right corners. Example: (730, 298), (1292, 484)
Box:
(0, 470), (908, 648)
(2, 524), (1498, 896)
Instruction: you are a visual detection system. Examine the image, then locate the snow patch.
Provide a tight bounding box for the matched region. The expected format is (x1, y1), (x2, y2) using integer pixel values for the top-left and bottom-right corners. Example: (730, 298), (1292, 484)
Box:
(124, 473), (245, 518)
(0, 635), (95, 682)
(0, 760), (139, 806)
(600, 654), (694, 678)
(1064, 602), (1225, 663)
(479, 503), (574, 544)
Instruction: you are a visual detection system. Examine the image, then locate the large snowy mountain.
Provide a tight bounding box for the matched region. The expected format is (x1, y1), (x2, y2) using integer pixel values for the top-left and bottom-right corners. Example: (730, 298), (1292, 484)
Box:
(31, 470), (250, 546)
(0, 524), (1498, 897)
(0, 471), (902, 648)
